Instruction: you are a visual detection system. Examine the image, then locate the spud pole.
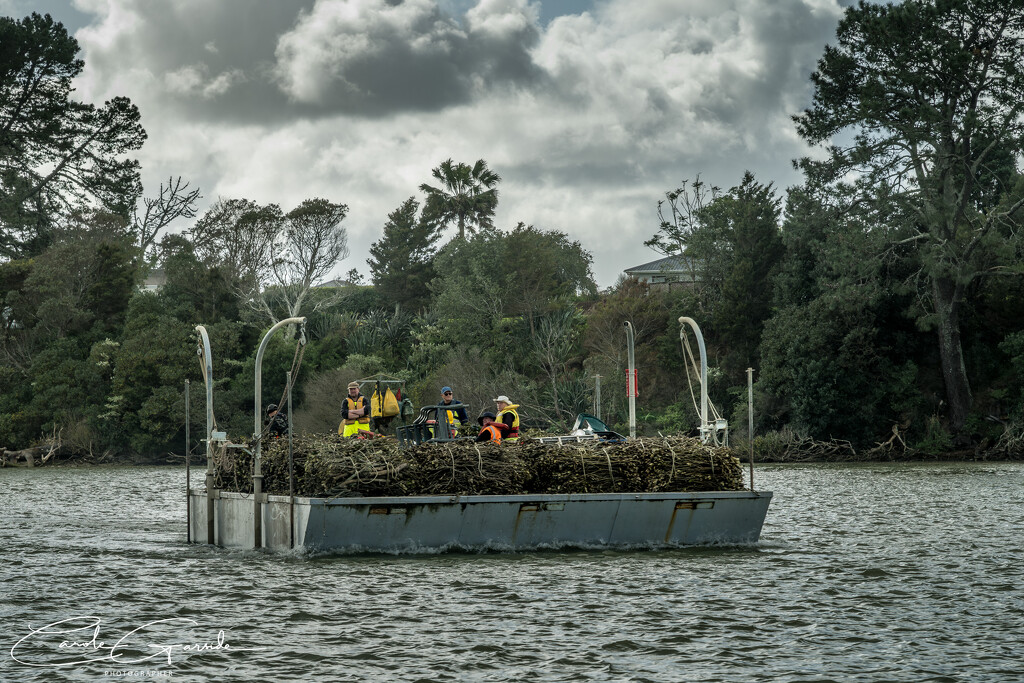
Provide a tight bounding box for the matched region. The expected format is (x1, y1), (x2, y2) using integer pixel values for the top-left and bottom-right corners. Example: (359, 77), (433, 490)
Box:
(678, 317), (709, 443)
(185, 379), (190, 544)
(624, 321), (636, 439)
(253, 316), (306, 549)
(287, 370), (294, 550)
(195, 325), (215, 544)
(747, 367), (754, 491)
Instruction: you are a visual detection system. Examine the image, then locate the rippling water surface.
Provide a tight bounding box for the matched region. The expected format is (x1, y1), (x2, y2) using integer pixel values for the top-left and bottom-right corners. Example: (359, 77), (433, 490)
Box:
(2, 463), (1023, 682)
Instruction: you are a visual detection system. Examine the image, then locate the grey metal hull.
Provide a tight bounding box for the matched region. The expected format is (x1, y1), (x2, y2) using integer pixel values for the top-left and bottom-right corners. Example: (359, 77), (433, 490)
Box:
(189, 489), (772, 553)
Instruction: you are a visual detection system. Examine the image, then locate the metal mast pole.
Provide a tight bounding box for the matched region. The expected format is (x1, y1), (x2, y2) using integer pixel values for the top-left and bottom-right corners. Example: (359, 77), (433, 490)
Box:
(253, 317), (306, 549)
(287, 370), (294, 549)
(195, 325), (216, 544)
(185, 379), (190, 544)
(624, 321), (636, 439)
(747, 367), (755, 491)
(678, 317), (709, 442)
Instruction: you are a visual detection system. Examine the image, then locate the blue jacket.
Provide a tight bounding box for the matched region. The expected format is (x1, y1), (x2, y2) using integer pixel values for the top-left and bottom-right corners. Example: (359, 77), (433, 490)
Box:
(439, 399), (469, 425)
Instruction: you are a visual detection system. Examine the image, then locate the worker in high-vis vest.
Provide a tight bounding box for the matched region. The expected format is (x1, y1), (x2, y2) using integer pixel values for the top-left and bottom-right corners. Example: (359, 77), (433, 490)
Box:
(339, 381), (372, 437)
(439, 386), (469, 436)
(493, 395), (520, 442)
(475, 412), (501, 444)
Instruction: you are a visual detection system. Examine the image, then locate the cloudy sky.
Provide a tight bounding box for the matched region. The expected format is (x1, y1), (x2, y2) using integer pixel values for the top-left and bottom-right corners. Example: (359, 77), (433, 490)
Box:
(4, 0), (853, 287)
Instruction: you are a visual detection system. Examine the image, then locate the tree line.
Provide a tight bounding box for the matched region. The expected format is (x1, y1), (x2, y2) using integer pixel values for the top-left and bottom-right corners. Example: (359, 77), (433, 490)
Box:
(2, 3), (1023, 462)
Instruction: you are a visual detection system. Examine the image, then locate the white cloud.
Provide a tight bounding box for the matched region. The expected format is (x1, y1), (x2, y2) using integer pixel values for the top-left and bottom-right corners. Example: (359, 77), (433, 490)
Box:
(62, 0), (844, 286)
(465, 0), (539, 38)
(164, 64), (245, 98)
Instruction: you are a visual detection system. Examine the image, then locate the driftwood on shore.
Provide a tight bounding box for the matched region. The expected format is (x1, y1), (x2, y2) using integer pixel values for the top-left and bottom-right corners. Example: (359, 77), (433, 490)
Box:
(213, 434), (746, 497)
(1, 445), (57, 468)
(745, 423), (1024, 463)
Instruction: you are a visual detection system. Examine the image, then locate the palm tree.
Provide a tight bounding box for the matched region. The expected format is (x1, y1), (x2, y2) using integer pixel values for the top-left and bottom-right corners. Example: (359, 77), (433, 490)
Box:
(419, 158), (501, 240)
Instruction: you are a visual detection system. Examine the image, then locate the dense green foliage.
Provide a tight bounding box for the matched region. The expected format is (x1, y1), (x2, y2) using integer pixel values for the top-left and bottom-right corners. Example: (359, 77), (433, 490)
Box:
(0, 13), (145, 259)
(794, 0), (1024, 439)
(2, 3), (1023, 461)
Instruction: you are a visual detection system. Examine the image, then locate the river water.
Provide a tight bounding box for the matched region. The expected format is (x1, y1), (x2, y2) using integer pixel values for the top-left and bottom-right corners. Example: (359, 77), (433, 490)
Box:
(2, 462), (1022, 682)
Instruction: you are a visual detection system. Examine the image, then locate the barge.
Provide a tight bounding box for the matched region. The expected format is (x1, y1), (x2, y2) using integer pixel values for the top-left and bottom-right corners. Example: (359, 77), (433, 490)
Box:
(187, 317), (771, 553)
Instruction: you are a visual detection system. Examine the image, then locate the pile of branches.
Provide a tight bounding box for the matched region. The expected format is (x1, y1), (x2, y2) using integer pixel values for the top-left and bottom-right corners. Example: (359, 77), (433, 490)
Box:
(751, 428), (864, 463)
(521, 437), (744, 493)
(213, 434), (744, 497)
(750, 424), (1024, 463)
(983, 421), (1024, 460)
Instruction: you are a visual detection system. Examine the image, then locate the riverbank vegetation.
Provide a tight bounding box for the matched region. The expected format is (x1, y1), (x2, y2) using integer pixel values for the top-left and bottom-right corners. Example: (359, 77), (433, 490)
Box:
(2, 3), (1024, 465)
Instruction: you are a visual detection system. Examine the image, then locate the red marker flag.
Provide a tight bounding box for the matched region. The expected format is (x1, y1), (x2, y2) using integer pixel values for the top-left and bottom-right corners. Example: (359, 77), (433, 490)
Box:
(625, 369), (639, 397)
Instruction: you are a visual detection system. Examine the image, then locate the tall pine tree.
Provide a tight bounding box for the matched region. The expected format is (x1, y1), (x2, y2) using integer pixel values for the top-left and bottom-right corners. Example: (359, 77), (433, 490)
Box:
(0, 13), (145, 257)
(367, 197), (440, 312)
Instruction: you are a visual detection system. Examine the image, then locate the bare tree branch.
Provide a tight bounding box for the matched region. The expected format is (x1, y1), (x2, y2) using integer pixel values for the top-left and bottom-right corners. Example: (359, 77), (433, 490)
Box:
(134, 176), (201, 253)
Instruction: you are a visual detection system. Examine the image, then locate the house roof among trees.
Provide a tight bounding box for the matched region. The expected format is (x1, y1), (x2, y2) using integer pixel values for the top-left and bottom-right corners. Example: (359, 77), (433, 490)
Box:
(623, 255), (692, 275)
(318, 278), (353, 288)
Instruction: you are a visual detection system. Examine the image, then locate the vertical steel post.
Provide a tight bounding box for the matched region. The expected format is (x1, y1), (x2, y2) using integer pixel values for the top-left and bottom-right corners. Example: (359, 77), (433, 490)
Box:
(747, 367), (755, 491)
(185, 379), (190, 544)
(624, 321), (636, 439)
(253, 316), (306, 549)
(678, 317), (709, 442)
(287, 370), (294, 550)
(594, 374), (602, 421)
(195, 325), (216, 545)
(375, 379), (382, 434)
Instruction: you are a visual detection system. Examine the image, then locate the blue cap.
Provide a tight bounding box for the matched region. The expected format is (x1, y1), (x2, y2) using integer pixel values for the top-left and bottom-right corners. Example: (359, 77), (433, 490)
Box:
(441, 386), (452, 394)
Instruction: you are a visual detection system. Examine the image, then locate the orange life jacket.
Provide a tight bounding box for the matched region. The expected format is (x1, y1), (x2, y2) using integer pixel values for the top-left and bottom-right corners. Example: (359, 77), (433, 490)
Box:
(478, 424), (502, 444)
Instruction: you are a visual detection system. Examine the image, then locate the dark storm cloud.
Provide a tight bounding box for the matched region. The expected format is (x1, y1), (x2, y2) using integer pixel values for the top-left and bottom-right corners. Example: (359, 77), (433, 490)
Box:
(723, 1), (840, 116)
(75, 0), (317, 124)
(272, 0), (544, 116)
(75, 0), (544, 123)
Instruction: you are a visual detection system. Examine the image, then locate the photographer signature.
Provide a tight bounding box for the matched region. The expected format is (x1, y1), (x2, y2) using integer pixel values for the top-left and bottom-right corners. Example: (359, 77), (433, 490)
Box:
(11, 616), (261, 668)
